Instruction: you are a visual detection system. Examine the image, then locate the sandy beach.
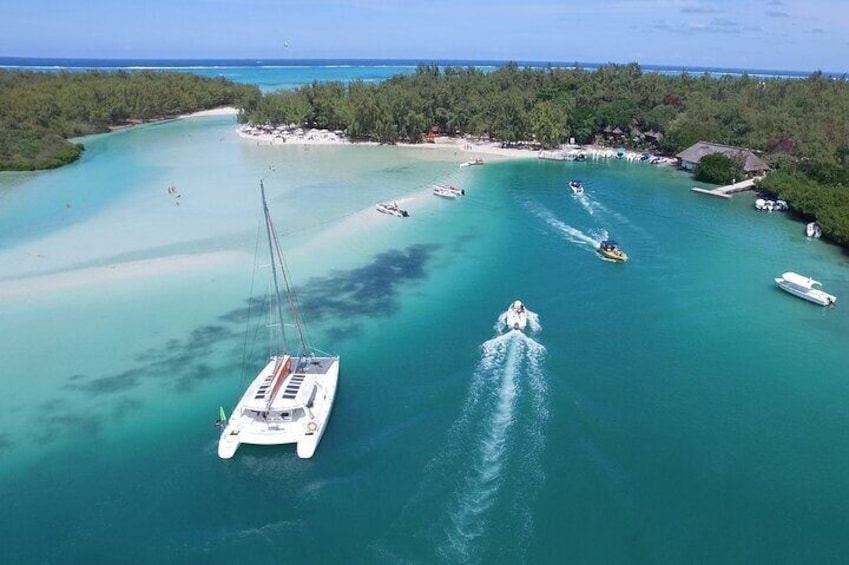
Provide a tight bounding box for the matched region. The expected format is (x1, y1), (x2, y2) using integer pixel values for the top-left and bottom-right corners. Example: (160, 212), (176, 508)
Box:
(234, 122), (671, 164)
(181, 106), (239, 118)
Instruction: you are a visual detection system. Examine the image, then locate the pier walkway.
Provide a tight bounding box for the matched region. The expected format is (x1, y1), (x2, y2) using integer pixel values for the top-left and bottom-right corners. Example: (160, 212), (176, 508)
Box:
(691, 176), (763, 199)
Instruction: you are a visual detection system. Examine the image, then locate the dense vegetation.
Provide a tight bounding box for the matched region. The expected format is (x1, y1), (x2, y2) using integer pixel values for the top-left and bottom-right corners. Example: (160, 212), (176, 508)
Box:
(0, 70), (259, 170)
(3, 63), (849, 248)
(693, 153), (745, 185)
(237, 63), (849, 247)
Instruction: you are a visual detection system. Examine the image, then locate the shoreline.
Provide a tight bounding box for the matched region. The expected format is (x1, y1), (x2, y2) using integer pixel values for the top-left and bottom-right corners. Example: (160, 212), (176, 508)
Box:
(107, 106), (239, 132)
(234, 124), (671, 163)
(105, 105), (668, 165)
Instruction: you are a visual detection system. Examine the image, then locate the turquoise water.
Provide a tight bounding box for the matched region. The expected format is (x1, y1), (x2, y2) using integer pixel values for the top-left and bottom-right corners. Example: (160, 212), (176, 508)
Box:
(2, 115), (849, 562)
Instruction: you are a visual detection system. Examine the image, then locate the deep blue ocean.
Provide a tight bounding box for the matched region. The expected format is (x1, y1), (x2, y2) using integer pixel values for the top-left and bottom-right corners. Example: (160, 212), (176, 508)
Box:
(0, 60), (848, 564)
(0, 57), (837, 93)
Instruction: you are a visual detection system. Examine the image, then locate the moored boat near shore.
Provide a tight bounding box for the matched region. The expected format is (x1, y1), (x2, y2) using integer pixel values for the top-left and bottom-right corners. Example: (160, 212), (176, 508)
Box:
(755, 198), (788, 212)
(433, 185), (460, 199)
(376, 202), (409, 217)
(806, 221), (822, 238)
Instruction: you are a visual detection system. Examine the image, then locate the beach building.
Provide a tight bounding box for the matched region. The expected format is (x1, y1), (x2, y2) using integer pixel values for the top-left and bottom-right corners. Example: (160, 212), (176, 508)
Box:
(676, 141), (769, 176)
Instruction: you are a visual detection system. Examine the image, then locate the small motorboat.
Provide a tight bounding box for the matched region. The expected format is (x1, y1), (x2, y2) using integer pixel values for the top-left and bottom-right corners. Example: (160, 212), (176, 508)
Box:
(755, 198), (787, 212)
(376, 202), (409, 217)
(775, 271), (836, 306)
(433, 185), (460, 199)
(569, 180), (584, 194)
(435, 184), (464, 197)
(806, 222), (822, 238)
(459, 158), (485, 168)
(598, 239), (628, 262)
(505, 300), (528, 331)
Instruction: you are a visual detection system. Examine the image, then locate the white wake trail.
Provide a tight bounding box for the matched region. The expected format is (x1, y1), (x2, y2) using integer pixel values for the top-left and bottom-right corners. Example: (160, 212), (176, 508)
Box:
(527, 201), (608, 254)
(574, 191), (599, 216)
(441, 333), (520, 563)
(440, 322), (549, 563)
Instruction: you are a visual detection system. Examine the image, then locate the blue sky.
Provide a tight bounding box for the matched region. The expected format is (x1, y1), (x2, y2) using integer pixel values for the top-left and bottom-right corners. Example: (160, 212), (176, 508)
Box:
(1, 0), (846, 72)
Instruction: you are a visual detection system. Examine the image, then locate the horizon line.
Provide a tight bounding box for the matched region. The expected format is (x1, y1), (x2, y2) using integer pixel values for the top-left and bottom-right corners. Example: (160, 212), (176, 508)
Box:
(0, 56), (843, 77)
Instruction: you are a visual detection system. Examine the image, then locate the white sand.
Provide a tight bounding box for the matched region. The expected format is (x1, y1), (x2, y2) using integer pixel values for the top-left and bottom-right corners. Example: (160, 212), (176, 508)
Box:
(180, 107), (239, 118)
(235, 124), (672, 164)
(236, 126), (543, 160)
(0, 251), (246, 299)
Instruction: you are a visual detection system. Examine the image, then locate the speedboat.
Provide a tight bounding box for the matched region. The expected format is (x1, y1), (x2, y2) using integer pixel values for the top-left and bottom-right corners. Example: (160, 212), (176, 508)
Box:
(376, 202), (409, 217)
(775, 271), (836, 306)
(505, 300), (528, 331)
(806, 222), (822, 238)
(218, 182), (340, 460)
(434, 183), (464, 197)
(597, 239), (628, 262)
(569, 180), (584, 194)
(433, 185), (460, 199)
(459, 158), (485, 167)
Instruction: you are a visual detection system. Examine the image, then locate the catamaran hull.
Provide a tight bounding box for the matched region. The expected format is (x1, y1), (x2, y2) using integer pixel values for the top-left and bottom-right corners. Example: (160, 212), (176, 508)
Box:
(218, 357), (340, 459)
(298, 360), (339, 458)
(218, 432), (240, 459)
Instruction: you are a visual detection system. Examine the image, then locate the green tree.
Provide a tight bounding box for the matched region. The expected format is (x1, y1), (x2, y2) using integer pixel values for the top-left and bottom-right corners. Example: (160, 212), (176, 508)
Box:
(693, 153), (745, 185)
(530, 99), (569, 148)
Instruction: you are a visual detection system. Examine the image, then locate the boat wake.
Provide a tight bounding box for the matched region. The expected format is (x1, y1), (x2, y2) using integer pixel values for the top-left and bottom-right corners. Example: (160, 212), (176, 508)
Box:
(529, 203), (608, 255)
(567, 183), (652, 243)
(375, 318), (548, 563)
(438, 328), (548, 563)
(573, 190), (599, 216)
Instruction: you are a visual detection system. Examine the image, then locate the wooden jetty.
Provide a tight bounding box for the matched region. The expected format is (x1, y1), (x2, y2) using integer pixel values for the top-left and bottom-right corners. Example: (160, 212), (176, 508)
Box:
(691, 176), (762, 199)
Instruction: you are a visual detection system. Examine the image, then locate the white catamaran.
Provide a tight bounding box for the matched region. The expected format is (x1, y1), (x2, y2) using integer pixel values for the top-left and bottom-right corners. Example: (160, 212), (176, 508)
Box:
(217, 182), (340, 459)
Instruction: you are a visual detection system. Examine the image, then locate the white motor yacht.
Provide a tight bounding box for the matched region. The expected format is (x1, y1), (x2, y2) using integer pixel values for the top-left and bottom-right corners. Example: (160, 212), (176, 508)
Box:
(775, 271), (836, 307)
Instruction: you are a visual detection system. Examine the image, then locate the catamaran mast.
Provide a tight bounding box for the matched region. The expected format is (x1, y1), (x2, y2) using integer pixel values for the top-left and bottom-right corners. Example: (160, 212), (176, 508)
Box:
(260, 181), (290, 354)
(260, 181), (309, 356)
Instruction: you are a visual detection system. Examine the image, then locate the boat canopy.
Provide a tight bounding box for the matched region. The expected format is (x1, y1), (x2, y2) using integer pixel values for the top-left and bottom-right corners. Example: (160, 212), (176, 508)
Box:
(781, 272), (820, 288)
(600, 239), (619, 249)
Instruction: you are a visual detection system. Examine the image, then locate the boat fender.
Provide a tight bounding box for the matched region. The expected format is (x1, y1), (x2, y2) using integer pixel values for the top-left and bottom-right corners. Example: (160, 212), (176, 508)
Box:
(307, 421), (318, 432)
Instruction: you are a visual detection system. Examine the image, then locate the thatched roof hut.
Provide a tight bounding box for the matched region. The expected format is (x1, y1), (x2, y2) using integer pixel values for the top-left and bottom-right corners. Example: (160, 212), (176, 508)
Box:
(676, 141), (769, 174)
